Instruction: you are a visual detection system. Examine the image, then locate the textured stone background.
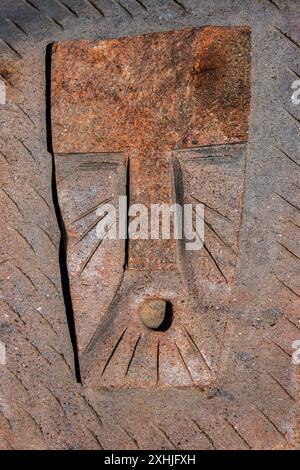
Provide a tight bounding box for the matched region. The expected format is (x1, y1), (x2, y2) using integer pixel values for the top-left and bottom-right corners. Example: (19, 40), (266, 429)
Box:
(0, 0), (299, 449)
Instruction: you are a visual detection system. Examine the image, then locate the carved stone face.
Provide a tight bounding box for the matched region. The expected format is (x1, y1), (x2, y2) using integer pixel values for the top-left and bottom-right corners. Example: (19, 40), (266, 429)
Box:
(51, 26), (251, 389)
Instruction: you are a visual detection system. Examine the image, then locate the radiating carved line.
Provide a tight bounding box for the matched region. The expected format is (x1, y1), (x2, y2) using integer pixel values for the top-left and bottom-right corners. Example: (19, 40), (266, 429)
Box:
(0, 39), (23, 59)
(125, 334), (141, 377)
(193, 207), (236, 256)
(135, 0), (147, 10)
(37, 224), (58, 250)
(120, 425), (140, 449)
(23, 409), (44, 437)
(86, 0), (105, 16)
(0, 409), (12, 431)
(274, 191), (300, 212)
(275, 27), (300, 49)
(81, 395), (103, 428)
(37, 268), (60, 293)
(279, 241), (300, 261)
(49, 345), (73, 374)
(174, 340), (194, 384)
(150, 422), (177, 449)
(288, 220), (300, 230)
(49, 16), (64, 30)
(181, 325), (211, 371)
(268, 373), (296, 402)
(56, 0), (79, 17)
(74, 212), (107, 246)
(114, 0), (134, 18)
(15, 104), (36, 126)
(192, 220), (228, 283)
(31, 306), (58, 336)
(70, 197), (112, 224)
(13, 264), (37, 290)
(191, 419), (216, 449)
(0, 187), (23, 217)
(224, 417), (251, 449)
(263, 336), (292, 358)
(6, 366), (30, 396)
(23, 0), (40, 12)
(279, 148), (300, 168)
(25, 338), (51, 365)
(285, 108), (300, 127)
(192, 195), (234, 224)
(101, 327), (128, 376)
(15, 136), (36, 162)
(172, 0), (187, 12)
(267, 0), (281, 11)
(255, 406), (288, 442)
(13, 228), (35, 253)
(79, 220), (115, 275)
(30, 186), (52, 210)
(43, 384), (67, 418)
(287, 66), (300, 80)
(6, 18), (27, 35)
(0, 150), (10, 164)
(2, 300), (26, 325)
(275, 276), (300, 302)
(78, 238), (103, 276)
(156, 339), (160, 385)
(86, 426), (103, 449)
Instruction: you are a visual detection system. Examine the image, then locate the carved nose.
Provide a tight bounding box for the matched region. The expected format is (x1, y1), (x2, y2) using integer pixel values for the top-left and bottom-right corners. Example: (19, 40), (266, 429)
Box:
(139, 299), (166, 329)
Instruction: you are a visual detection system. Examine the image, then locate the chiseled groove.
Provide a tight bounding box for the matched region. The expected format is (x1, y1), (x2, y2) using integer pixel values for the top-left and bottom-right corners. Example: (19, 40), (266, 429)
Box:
(274, 26), (300, 49)
(56, 0), (79, 17)
(70, 196), (112, 224)
(125, 334), (141, 377)
(268, 372), (296, 402)
(23, 0), (40, 12)
(0, 39), (23, 59)
(171, 0), (187, 12)
(274, 191), (300, 212)
(156, 339), (160, 385)
(193, 207), (236, 256)
(278, 241), (300, 261)
(6, 18), (27, 35)
(86, 426), (103, 449)
(74, 211), (107, 245)
(276, 276), (300, 302)
(255, 406), (288, 441)
(37, 224), (58, 250)
(86, 0), (105, 16)
(120, 425), (140, 449)
(174, 340), (194, 384)
(43, 384), (67, 418)
(2, 299), (26, 325)
(192, 195), (234, 224)
(285, 108), (300, 127)
(101, 327), (128, 376)
(114, 0), (134, 19)
(181, 325), (211, 371)
(13, 227), (35, 253)
(263, 335), (291, 358)
(81, 395), (103, 428)
(279, 148), (300, 168)
(150, 422), (177, 449)
(49, 16), (64, 30)
(0, 187), (23, 217)
(191, 419), (216, 449)
(224, 417), (251, 449)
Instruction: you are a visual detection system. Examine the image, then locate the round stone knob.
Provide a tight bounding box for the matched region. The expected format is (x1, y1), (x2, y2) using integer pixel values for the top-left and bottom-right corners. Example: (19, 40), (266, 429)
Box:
(139, 299), (166, 329)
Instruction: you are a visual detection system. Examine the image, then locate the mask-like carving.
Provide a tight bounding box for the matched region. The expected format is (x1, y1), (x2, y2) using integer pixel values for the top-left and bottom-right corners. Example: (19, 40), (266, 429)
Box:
(51, 26), (251, 388)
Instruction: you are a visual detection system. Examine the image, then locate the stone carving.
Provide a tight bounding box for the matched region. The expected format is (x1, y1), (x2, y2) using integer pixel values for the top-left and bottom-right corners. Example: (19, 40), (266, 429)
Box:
(51, 26), (251, 388)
